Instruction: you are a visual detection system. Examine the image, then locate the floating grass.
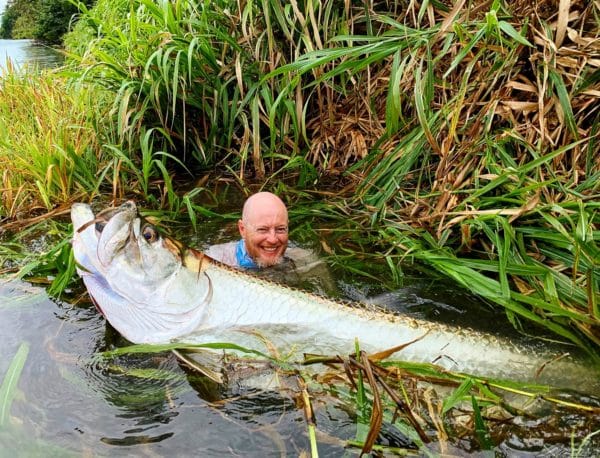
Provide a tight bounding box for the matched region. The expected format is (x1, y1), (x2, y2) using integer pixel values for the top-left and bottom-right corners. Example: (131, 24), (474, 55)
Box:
(0, 342), (30, 427)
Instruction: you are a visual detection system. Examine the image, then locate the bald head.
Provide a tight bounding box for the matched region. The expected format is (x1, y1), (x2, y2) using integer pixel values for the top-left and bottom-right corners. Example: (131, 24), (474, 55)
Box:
(238, 192), (289, 267)
(242, 192), (288, 223)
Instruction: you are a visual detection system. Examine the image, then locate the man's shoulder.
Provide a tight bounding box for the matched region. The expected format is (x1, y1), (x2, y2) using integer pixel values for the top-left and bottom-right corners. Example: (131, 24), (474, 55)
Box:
(204, 240), (238, 267)
(204, 240), (327, 276)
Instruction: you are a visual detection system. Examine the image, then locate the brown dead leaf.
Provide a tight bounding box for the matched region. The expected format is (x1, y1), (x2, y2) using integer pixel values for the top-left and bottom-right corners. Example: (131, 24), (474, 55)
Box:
(555, 0), (571, 48)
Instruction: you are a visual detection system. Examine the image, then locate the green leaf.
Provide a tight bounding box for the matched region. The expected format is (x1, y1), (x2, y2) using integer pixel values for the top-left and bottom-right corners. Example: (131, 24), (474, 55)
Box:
(472, 395), (493, 451)
(548, 69), (578, 139)
(498, 20), (533, 47)
(442, 377), (473, 414)
(1, 342), (30, 427)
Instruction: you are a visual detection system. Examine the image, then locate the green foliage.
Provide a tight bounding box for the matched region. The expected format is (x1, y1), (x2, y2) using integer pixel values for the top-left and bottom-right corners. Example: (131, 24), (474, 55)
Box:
(64, 0), (246, 171)
(0, 69), (108, 216)
(34, 0), (85, 44)
(471, 395), (493, 451)
(62, 0), (367, 180)
(2, 0), (599, 360)
(0, 0), (90, 43)
(0, 342), (30, 427)
(0, 0), (19, 38)
(5, 0), (40, 39)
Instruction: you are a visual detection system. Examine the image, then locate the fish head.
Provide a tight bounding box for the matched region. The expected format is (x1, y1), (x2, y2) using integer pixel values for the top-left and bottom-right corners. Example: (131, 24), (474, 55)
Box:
(72, 201), (182, 282)
(71, 201), (212, 343)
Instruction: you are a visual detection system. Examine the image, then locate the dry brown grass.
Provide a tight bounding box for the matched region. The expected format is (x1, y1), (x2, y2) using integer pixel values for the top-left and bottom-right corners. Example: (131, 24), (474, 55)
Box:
(302, 0), (599, 230)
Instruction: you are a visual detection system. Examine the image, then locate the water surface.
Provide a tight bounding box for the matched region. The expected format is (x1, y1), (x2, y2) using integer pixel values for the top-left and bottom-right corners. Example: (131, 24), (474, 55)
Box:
(0, 39), (63, 71)
(2, 269), (599, 456)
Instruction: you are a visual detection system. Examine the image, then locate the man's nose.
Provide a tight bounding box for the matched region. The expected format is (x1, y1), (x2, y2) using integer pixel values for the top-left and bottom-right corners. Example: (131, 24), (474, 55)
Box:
(266, 230), (278, 242)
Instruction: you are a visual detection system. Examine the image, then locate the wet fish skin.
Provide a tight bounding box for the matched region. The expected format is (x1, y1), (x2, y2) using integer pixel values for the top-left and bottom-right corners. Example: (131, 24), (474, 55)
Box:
(71, 201), (600, 393)
(72, 202), (212, 342)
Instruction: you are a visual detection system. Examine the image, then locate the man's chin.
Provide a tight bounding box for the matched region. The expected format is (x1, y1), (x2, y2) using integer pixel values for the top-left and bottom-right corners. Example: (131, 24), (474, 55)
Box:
(256, 254), (283, 268)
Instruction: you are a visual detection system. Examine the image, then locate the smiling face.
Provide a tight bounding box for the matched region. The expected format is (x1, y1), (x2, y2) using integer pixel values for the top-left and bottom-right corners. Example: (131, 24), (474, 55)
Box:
(238, 192), (289, 267)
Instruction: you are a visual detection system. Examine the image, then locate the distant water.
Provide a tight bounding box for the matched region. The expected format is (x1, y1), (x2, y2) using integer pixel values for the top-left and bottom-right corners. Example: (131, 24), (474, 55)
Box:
(0, 39), (63, 71)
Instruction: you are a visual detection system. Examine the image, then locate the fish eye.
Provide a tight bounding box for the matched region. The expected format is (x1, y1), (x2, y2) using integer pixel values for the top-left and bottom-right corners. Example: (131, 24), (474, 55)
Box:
(95, 222), (106, 232)
(141, 225), (159, 243)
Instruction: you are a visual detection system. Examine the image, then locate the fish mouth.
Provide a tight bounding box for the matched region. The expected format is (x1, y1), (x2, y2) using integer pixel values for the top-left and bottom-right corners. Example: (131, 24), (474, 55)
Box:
(76, 201), (137, 235)
(77, 200), (184, 264)
(90, 201), (140, 267)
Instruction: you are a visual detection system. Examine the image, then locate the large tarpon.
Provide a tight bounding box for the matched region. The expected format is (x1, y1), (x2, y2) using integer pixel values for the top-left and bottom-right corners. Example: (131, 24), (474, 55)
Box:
(71, 201), (600, 393)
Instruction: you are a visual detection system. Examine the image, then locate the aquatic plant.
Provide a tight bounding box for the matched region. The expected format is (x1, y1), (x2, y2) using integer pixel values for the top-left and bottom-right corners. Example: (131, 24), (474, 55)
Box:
(99, 339), (600, 455)
(0, 342), (29, 427)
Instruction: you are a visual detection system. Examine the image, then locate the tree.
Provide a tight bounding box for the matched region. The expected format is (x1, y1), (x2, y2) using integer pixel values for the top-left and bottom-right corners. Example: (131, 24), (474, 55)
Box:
(35, 0), (82, 44)
(0, 0), (21, 38)
(1, 0), (94, 44)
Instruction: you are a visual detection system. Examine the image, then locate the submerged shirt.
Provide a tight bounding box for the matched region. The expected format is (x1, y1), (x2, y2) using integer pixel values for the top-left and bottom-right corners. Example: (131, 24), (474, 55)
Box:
(204, 239), (300, 270)
(234, 239), (258, 268)
(203, 239), (250, 268)
(204, 239), (337, 295)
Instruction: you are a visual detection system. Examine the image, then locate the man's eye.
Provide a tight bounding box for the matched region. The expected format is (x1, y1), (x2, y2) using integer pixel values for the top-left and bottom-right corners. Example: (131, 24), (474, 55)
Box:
(141, 225), (159, 243)
(256, 228), (269, 234)
(275, 227), (288, 235)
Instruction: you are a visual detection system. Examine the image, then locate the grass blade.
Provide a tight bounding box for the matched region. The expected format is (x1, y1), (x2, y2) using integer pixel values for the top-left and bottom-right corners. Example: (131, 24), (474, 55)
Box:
(0, 342), (30, 427)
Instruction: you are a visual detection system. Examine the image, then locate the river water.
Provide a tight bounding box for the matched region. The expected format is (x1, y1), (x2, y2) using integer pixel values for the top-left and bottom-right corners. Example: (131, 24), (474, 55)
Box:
(0, 39), (63, 71)
(2, 212), (600, 456)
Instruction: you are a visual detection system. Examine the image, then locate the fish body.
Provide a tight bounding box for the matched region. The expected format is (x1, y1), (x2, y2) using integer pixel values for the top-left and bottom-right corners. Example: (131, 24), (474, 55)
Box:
(71, 201), (599, 393)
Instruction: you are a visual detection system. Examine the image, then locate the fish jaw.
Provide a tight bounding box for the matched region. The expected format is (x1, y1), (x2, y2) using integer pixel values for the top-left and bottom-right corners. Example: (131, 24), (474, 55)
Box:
(71, 203), (102, 277)
(97, 201), (138, 267)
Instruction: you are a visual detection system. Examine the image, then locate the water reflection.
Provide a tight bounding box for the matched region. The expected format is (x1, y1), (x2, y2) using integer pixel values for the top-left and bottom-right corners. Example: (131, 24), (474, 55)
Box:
(0, 39), (64, 71)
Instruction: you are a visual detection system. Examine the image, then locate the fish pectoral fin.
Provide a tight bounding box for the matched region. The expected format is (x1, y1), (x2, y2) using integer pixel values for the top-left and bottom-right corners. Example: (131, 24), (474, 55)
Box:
(171, 349), (224, 384)
(88, 294), (105, 317)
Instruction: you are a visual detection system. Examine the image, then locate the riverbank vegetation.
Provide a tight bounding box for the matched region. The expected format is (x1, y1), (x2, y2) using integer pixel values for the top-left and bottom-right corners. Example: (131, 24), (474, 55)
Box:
(1, 0), (599, 378)
(0, 0), (94, 44)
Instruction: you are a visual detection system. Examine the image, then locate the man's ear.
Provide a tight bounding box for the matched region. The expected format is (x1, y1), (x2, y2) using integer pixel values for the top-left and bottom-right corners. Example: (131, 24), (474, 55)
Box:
(238, 219), (246, 238)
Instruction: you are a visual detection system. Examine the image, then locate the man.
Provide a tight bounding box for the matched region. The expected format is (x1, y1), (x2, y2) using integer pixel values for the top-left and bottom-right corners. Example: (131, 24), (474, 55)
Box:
(205, 191), (289, 268)
(205, 192), (336, 294)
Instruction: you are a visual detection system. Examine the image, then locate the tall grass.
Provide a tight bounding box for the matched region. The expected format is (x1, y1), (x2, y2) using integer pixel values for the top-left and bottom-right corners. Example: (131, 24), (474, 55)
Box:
(258, 1), (600, 354)
(63, 0), (379, 180)
(0, 67), (106, 216)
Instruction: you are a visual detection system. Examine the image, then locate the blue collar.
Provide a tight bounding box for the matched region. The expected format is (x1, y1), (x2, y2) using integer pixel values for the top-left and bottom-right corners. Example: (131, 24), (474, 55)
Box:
(235, 239), (258, 268)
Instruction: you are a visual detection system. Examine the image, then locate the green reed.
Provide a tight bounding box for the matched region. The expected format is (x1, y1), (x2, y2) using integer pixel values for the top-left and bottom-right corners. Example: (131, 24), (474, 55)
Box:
(0, 68), (106, 216)
(63, 0), (374, 180)
(259, 1), (600, 354)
